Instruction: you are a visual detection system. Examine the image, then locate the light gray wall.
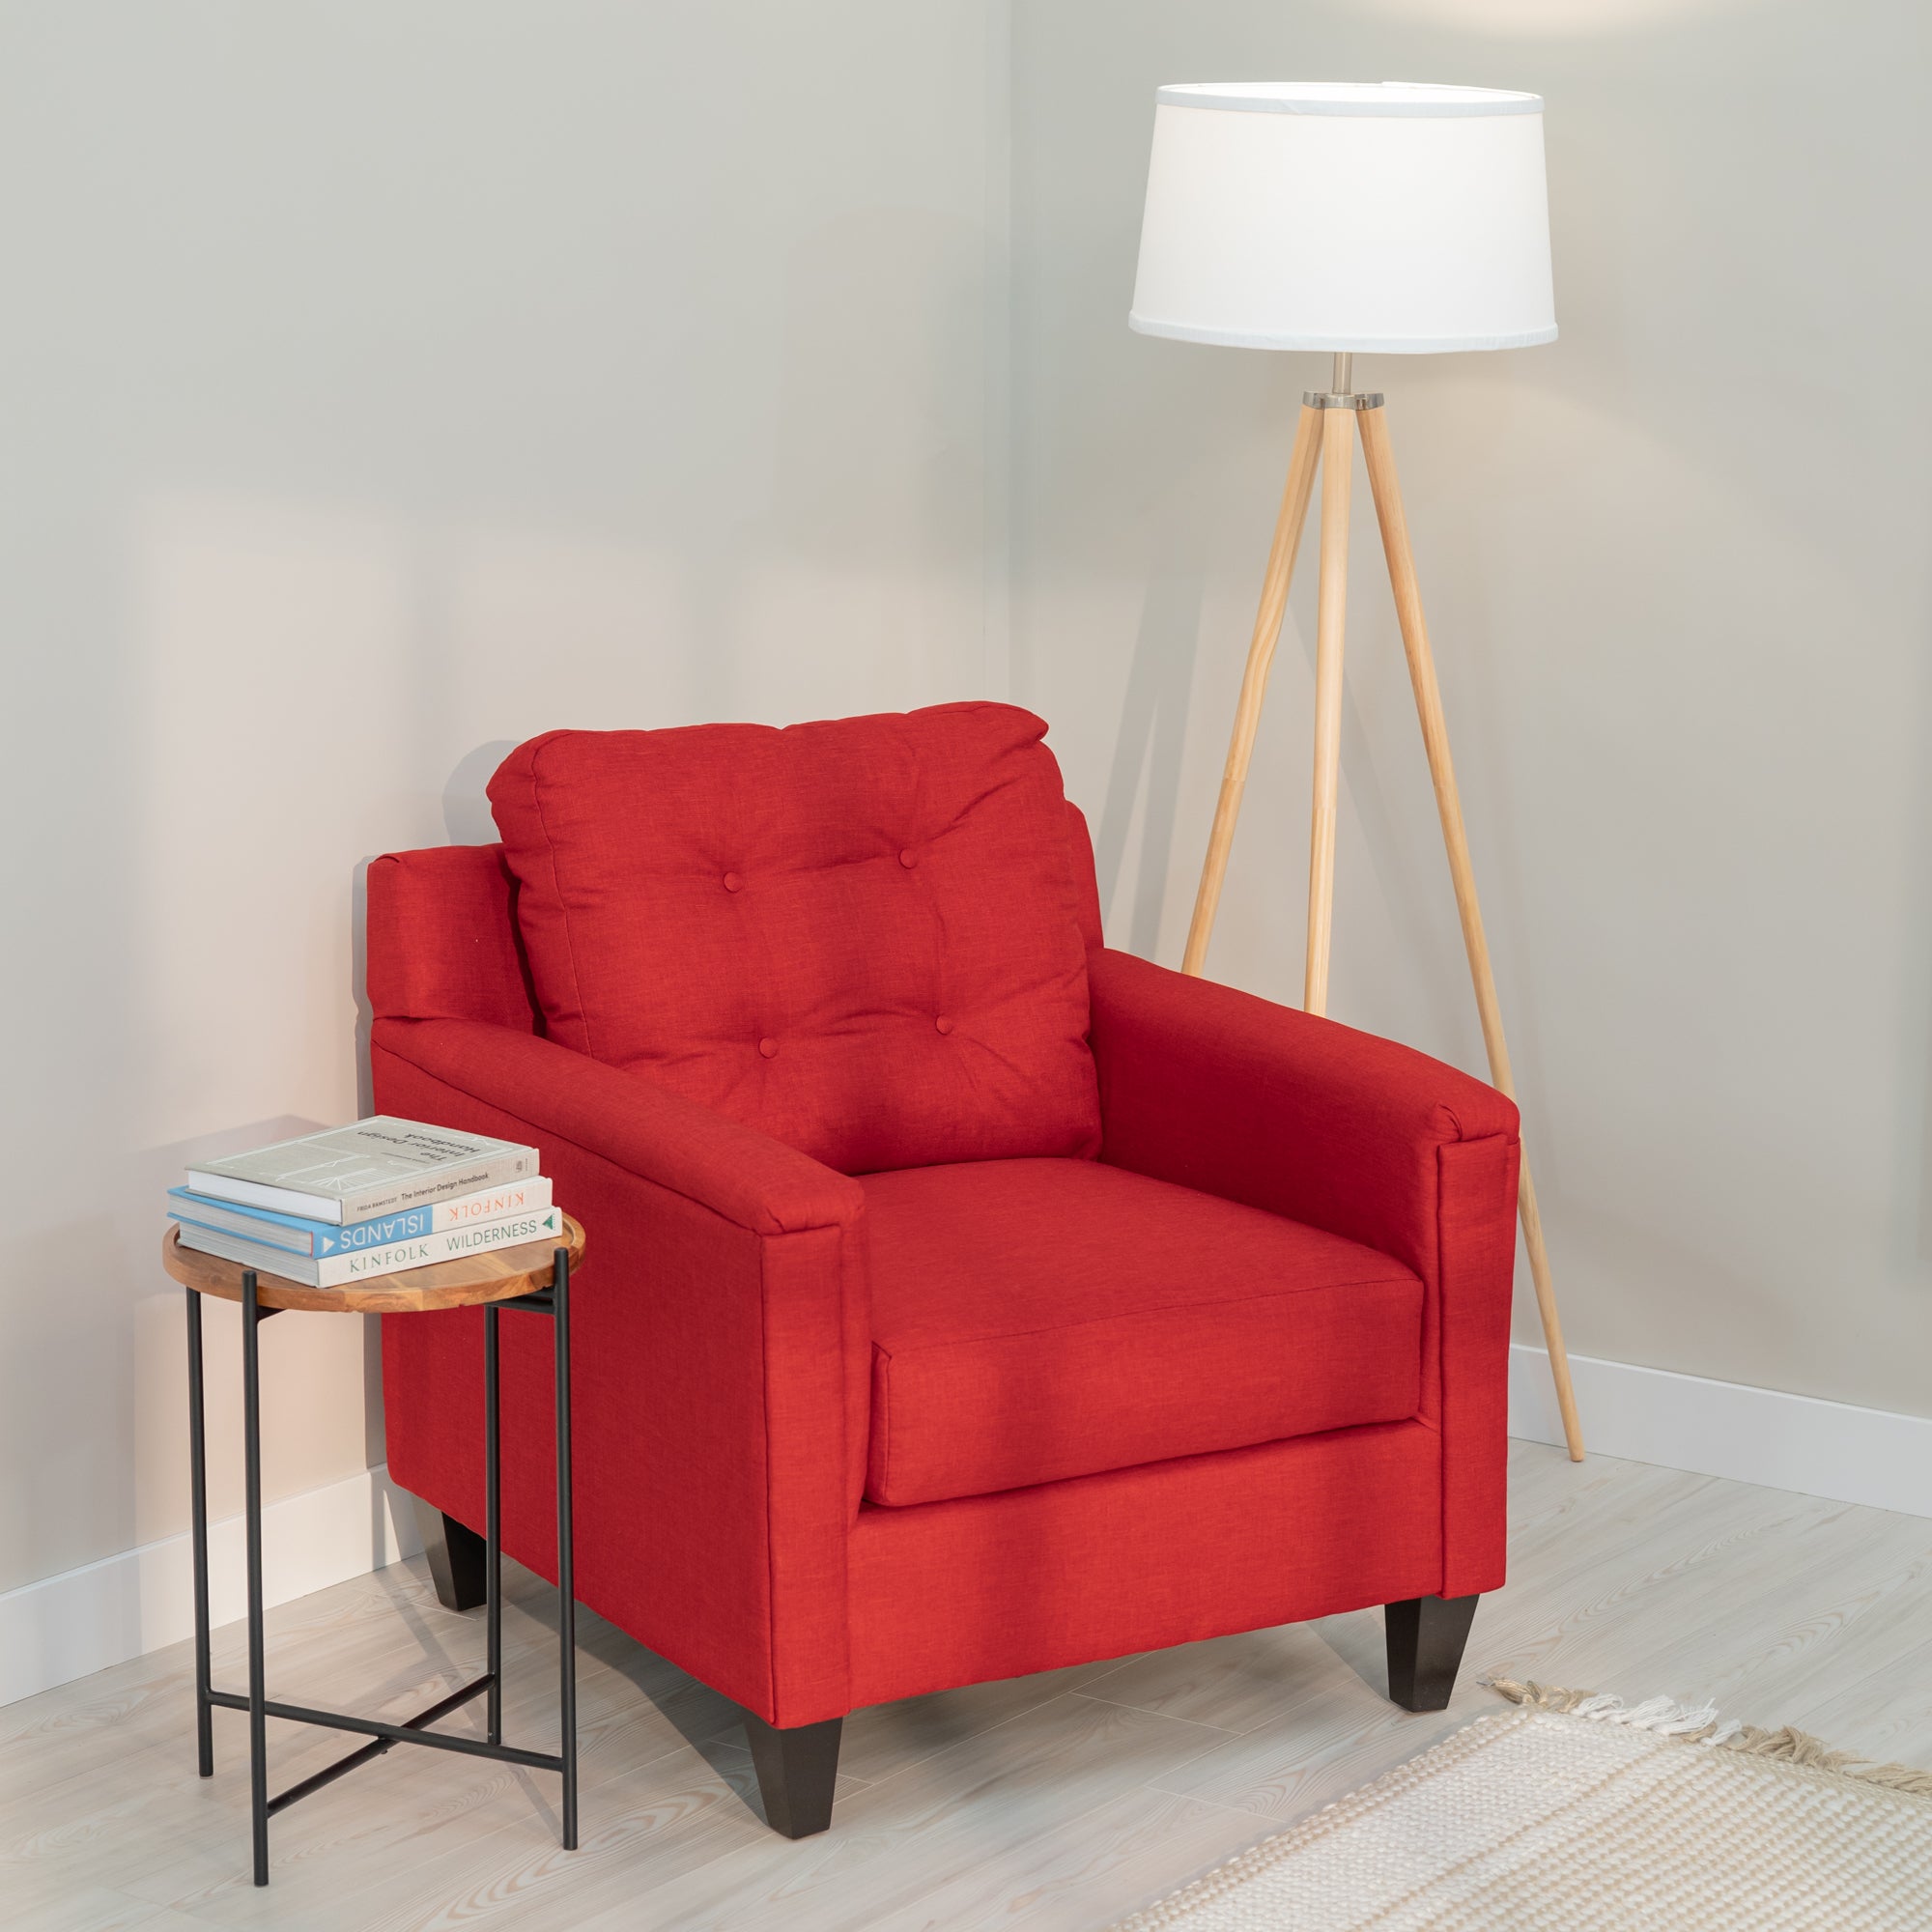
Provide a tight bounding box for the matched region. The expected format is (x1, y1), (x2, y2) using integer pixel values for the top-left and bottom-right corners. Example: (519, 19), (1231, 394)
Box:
(0, 2), (1009, 1596)
(1010, 0), (1932, 1415)
(7, 0), (1928, 1616)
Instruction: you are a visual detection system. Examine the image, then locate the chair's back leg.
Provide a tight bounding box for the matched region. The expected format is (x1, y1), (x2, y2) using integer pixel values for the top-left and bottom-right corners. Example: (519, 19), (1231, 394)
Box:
(412, 1498), (487, 1612)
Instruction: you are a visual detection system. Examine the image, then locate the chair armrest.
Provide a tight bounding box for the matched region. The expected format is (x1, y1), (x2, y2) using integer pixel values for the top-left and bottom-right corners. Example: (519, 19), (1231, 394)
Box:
(370, 1015), (865, 1726)
(1088, 948), (1517, 1281)
(1089, 950), (1520, 1599)
(371, 1016), (864, 1236)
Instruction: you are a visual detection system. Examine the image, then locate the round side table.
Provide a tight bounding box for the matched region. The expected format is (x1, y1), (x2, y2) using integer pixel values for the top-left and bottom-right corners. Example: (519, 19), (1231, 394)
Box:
(162, 1213), (587, 1888)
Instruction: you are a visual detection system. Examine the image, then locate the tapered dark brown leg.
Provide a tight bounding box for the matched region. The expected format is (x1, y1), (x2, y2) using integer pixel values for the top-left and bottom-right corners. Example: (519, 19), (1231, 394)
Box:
(741, 1712), (843, 1838)
(1385, 1593), (1480, 1711)
(412, 1499), (487, 1612)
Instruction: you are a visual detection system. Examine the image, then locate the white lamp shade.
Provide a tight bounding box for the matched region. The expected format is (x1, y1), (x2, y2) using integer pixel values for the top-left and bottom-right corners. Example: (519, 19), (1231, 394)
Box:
(1129, 82), (1556, 354)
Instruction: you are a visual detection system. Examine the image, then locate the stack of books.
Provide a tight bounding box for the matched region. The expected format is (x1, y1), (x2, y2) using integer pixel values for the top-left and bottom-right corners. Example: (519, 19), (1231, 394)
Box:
(169, 1117), (560, 1288)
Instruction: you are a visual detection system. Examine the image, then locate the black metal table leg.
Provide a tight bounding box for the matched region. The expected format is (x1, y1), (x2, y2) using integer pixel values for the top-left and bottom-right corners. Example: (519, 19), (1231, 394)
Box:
(485, 1304), (502, 1746)
(554, 1247), (577, 1850)
(242, 1269), (269, 1887)
(185, 1289), (213, 1778)
(495, 1252), (579, 1845)
(183, 1236), (580, 1889)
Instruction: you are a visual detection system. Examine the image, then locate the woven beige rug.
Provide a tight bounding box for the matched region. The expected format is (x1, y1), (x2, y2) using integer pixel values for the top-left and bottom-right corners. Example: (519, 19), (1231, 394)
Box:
(1112, 1682), (1932, 1930)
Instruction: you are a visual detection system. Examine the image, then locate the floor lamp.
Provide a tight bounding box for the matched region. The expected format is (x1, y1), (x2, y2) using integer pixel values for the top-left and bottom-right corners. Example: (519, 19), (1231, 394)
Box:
(1129, 80), (1584, 1460)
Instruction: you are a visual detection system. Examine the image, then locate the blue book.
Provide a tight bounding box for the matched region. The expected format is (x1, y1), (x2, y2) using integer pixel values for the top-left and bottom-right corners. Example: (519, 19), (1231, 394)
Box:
(166, 1177), (553, 1259)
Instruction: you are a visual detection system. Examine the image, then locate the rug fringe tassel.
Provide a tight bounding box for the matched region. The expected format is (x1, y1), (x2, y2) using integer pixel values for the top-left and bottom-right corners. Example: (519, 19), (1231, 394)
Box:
(1485, 1677), (1932, 1798)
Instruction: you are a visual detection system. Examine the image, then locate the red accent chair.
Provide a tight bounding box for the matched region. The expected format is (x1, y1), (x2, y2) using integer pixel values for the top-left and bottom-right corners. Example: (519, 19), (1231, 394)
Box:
(367, 702), (1519, 1836)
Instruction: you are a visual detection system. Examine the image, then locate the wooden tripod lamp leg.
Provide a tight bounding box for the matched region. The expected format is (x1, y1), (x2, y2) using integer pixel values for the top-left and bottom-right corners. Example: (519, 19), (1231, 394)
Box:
(1182, 404), (1323, 977)
(1303, 404), (1355, 1017)
(1356, 403), (1585, 1462)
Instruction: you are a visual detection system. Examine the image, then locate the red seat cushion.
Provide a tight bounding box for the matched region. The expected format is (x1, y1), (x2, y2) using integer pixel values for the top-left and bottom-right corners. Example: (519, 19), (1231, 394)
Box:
(862, 1158), (1425, 1507)
(486, 703), (1100, 1173)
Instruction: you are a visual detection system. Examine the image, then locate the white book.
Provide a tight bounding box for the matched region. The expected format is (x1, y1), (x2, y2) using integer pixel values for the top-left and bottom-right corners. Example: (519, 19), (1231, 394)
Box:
(165, 1178), (555, 1257)
(186, 1117), (539, 1225)
(174, 1205), (565, 1289)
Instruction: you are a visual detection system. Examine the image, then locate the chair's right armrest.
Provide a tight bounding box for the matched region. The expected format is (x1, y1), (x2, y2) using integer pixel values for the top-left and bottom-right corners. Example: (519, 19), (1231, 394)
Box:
(370, 1016), (865, 1729)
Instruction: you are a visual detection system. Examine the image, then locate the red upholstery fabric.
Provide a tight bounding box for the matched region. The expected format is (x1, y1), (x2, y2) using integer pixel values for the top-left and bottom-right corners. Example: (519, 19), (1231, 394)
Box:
(485, 702), (1100, 1174)
(1432, 1136), (1522, 1598)
(1064, 802), (1103, 951)
(848, 1421), (1440, 1708)
(863, 1158), (1422, 1505)
(374, 1014), (866, 1726)
(367, 716), (1520, 1732)
(1088, 948), (1520, 1598)
(366, 846), (541, 1033)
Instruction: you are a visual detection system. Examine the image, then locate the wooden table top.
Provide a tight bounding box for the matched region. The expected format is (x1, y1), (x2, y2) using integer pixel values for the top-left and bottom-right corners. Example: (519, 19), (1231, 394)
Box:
(161, 1213), (586, 1314)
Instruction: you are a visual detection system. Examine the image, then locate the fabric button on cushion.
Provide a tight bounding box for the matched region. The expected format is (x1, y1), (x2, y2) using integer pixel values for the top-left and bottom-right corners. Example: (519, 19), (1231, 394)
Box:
(486, 702), (1100, 1173)
(935, 1015), (954, 1035)
(862, 1157), (1423, 1507)
(899, 848), (919, 867)
(758, 1037), (780, 1059)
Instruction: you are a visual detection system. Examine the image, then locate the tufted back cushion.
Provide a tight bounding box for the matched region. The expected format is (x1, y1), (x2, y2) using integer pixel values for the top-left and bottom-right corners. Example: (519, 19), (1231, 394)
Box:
(486, 703), (1101, 1174)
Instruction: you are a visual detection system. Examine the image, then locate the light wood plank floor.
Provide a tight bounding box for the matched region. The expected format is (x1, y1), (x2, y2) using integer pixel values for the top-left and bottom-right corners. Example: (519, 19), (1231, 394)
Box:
(7, 1443), (1930, 1931)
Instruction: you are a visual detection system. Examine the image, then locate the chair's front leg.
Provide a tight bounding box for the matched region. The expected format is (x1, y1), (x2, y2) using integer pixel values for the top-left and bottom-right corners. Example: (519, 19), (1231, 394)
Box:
(1385, 1594), (1481, 1711)
(741, 1711), (844, 1838)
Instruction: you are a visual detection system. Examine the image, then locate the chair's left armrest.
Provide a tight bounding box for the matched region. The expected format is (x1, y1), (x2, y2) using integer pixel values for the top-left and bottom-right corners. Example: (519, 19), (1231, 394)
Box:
(1089, 948), (1517, 1277)
(1088, 948), (1520, 1597)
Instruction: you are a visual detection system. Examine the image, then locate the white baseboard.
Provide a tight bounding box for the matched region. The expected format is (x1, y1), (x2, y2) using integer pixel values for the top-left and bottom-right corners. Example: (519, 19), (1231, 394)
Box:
(0, 1463), (425, 1709)
(1509, 1343), (1932, 1520)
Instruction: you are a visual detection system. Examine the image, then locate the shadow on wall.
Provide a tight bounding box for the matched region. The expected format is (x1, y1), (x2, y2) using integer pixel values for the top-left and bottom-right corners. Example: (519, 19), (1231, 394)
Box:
(444, 741), (519, 846)
(351, 861), (376, 1124)
(1910, 614), (1932, 1270)
(1094, 567), (1203, 955)
(346, 739), (519, 1119)
(348, 858), (382, 1475)
(748, 207), (991, 711)
(129, 1118), (331, 1532)
(348, 736), (517, 1497)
